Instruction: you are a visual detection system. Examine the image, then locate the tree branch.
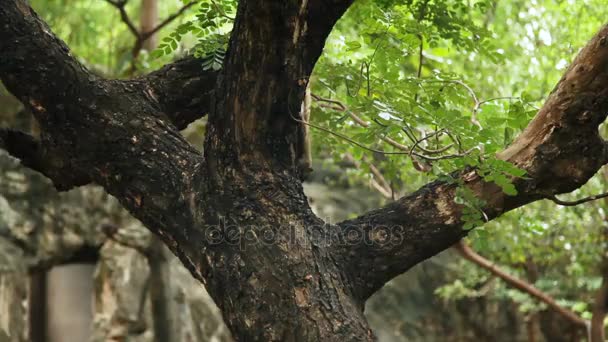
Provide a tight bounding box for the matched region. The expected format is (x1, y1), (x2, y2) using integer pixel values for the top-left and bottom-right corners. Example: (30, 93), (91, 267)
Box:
(130, 56), (219, 130)
(591, 226), (608, 342)
(548, 192), (608, 206)
(0, 0), (207, 288)
(454, 240), (588, 329)
(0, 129), (43, 173)
(0, 128), (90, 190)
(106, 0), (195, 69)
(140, 2), (196, 42)
(333, 23), (608, 300)
(311, 93), (466, 161)
(206, 0), (356, 171)
(8, 0), (608, 338)
(104, 0), (139, 37)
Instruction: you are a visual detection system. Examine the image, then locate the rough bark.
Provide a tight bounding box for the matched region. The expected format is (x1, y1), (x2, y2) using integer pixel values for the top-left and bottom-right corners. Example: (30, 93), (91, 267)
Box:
(2, 0), (608, 340)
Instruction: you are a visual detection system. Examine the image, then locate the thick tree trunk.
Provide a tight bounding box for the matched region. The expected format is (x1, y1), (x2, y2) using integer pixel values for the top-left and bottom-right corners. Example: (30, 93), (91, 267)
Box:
(199, 2), (372, 339)
(2, 0), (608, 340)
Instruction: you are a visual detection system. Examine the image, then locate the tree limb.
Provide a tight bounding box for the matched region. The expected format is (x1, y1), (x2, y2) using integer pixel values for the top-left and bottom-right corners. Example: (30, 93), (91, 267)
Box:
(130, 56), (219, 130)
(334, 23), (608, 300)
(0, 129), (43, 173)
(140, 2), (196, 42)
(548, 192), (608, 206)
(104, 0), (139, 37)
(0, 128), (90, 190)
(454, 240), (588, 329)
(0, 0), (207, 287)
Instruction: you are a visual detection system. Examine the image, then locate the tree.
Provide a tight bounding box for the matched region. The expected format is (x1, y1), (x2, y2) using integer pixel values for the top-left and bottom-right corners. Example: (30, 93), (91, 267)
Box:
(2, 0), (608, 340)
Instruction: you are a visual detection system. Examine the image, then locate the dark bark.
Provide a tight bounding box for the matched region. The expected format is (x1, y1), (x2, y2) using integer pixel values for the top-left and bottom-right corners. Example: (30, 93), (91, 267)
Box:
(200, 1), (370, 340)
(131, 56), (218, 130)
(2, 0), (608, 340)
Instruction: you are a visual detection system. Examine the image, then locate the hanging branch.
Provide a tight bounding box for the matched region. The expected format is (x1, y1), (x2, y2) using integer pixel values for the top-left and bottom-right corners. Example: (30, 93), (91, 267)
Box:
(453, 240), (589, 330)
(104, 0), (139, 36)
(344, 153), (395, 199)
(548, 192), (608, 206)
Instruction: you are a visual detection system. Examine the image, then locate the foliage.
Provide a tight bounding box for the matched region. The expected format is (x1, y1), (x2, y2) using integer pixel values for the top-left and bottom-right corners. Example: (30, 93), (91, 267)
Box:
(152, 0), (235, 70)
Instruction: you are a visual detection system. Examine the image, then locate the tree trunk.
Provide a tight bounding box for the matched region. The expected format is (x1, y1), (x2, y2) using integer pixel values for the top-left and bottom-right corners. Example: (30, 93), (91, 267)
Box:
(140, 0), (158, 51)
(2, 0), (608, 340)
(590, 228), (608, 342)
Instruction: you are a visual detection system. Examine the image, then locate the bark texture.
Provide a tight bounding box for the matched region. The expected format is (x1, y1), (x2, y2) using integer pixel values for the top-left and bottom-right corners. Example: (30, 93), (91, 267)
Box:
(2, 0), (608, 340)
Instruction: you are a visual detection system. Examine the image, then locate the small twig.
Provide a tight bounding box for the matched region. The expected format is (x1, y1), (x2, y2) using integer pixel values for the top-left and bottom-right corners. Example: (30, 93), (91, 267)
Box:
(416, 34), (424, 79)
(104, 0), (139, 37)
(422, 79), (482, 128)
(547, 192), (608, 206)
(476, 96), (520, 108)
(370, 179), (393, 199)
(141, 2), (197, 41)
(312, 93), (407, 149)
(106, 0), (195, 73)
(309, 94), (471, 161)
(409, 129), (454, 155)
(311, 94), (346, 111)
(210, 0), (235, 21)
(444, 129), (464, 152)
(365, 158), (392, 193)
(344, 153), (394, 199)
(292, 117), (409, 156)
(401, 125), (419, 145)
(294, 115), (474, 161)
(345, 62), (366, 97)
